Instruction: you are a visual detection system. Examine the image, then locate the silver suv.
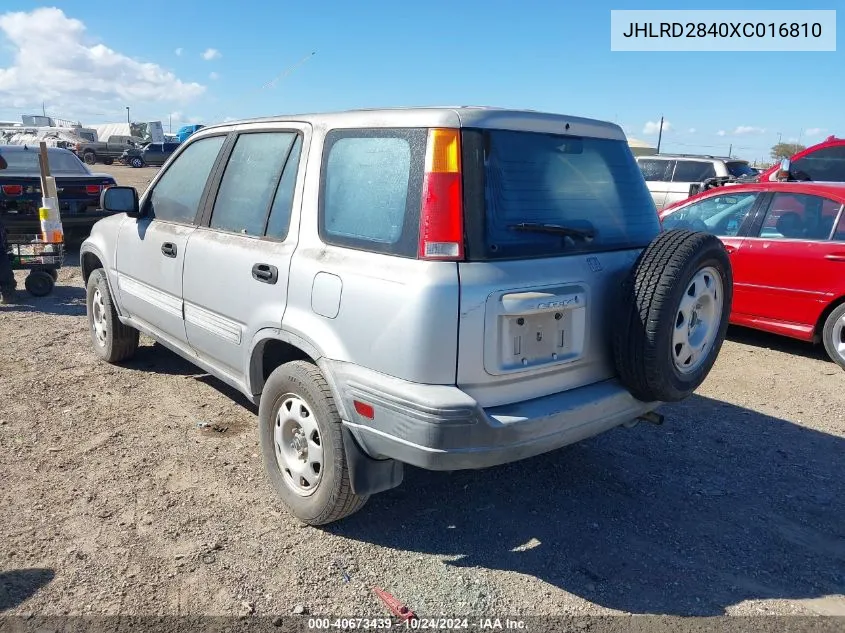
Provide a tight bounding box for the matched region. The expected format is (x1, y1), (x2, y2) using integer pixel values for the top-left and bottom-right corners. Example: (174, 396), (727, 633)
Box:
(81, 108), (732, 524)
(637, 154), (758, 211)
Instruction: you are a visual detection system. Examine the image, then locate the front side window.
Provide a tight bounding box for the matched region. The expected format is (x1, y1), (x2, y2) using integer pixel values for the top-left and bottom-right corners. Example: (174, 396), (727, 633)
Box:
(758, 193), (842, 240)
(662, 192), (759, 237)
(726, 161), (757, 178)
(791, 146), (845, 182)
(672, 160), (717, 183)
(148, 135), (225, 223)
(210, 132), (298, 237)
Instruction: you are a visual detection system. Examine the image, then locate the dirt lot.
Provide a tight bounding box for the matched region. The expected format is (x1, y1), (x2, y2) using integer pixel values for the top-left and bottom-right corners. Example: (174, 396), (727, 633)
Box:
(1, 164), (844, 618)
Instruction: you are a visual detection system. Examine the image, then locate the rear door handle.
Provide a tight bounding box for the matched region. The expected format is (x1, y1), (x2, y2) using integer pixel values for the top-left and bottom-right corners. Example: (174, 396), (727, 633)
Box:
(161, 242), (177, 258)
(825, 253), (845, 262)
(252, 263), (278, 284)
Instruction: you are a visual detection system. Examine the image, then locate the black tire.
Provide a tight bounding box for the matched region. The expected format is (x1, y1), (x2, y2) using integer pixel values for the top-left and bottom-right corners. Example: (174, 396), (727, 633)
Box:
(258, 360), (367, 525)
(130, 157), (144, 168)
(613, 229), (732, 402)
(821, 303), (845, 371)
(86, 268), (139, 363)
(103, 157), (115, 166)
(24, 271), (54, 296)
(82, 151), (97, 165)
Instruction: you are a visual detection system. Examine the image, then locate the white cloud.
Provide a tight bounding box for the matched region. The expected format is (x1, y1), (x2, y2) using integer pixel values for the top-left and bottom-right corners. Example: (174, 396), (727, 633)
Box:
(805, 127), (826, 137)
(202, 48), (221, 61)
(717, 130), (726, 136)
(0, 8), (204, 117)
(733, 126), (766, 135)
(174, 47), (183, 56)
(209, 71), (220, 80)
(688, 128), (696, 134)
(643, 120), (671, 135)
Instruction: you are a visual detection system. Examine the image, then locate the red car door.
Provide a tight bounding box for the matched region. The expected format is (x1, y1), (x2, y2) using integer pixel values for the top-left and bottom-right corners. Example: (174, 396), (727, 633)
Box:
(729, 191), (845, 339)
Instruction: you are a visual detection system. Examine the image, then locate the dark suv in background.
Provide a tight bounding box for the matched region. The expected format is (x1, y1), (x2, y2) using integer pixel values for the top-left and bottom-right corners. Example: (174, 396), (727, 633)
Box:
(120, 142), (180, 168)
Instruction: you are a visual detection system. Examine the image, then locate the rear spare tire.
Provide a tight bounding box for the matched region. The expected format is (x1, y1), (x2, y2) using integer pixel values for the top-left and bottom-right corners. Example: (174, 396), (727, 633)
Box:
(613, 229), (732, 403)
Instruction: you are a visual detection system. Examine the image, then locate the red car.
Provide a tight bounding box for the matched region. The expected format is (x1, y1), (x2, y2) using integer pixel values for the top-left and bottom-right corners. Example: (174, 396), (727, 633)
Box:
(757, 135), (845, 183)
(660, 181), (845, 369)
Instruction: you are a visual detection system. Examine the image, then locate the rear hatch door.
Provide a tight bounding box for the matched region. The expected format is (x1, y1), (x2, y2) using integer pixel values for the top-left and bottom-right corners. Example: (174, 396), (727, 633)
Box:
(457, 124), (661, 408)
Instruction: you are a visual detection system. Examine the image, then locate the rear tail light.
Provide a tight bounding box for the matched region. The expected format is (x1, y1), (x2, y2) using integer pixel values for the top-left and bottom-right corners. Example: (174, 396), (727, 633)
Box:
(1, 185), (23, 196)
(86, 185), (102, 195)
(418, 128), (464, 261)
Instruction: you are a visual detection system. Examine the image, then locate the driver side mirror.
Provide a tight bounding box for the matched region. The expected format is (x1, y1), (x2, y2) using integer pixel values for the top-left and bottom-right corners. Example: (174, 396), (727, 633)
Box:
(776, 158), (791, 181)
(101, 186), (141, 218)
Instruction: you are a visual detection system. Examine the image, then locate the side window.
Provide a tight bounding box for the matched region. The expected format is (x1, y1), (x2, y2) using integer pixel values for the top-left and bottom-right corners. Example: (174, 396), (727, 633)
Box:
(833, 204), (845, 241)
(662, 192), (759, 237)
(638, 159), (671, 181)
(265, 136), (302, 240)
(148, 135), (225, 223)
(758, 193), (840, 240)
(319, 128), (426, 256)
(791, 146), (845, 182)
(672, 160), (716, 182)
(209, 132), (297, 237)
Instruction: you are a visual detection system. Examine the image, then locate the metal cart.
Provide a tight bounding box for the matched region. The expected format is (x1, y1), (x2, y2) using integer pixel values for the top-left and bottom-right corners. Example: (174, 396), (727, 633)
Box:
(5, 234), (64, 297)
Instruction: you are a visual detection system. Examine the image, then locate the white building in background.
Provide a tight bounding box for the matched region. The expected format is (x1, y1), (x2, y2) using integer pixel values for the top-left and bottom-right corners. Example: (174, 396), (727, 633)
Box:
(628, 137), (657, 156)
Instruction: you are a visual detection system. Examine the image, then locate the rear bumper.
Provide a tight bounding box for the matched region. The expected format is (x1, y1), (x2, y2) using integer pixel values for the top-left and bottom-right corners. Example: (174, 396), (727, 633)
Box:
(328, 361), (659, 471)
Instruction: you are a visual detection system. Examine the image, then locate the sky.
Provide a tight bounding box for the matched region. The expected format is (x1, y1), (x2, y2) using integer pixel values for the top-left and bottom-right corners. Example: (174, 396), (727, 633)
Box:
(0, 0), (842, 163)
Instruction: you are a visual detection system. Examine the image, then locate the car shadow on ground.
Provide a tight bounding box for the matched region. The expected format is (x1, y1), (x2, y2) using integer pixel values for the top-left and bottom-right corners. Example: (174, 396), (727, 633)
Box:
(0, 568), (55, 611)
(330, 395), (845, 616)
(0, 283), (85, 317)
(123, 342), (258, 413)
(727, 325), (832, 364)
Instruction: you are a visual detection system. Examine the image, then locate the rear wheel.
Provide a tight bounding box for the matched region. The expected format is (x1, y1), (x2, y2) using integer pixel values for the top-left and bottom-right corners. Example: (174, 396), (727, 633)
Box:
(258, 360), (367, 525)
(821, 303), (845, 371)
(24, 271), (54, 297)
(613, 229), (732, 402)
(82, 151), (97, 165)
(86, 268), (139, 363)
(129, 157), (144, 168)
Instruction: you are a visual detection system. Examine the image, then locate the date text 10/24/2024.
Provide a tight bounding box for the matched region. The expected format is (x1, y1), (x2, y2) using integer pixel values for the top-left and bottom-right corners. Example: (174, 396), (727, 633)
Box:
(308, 618), (527, 630)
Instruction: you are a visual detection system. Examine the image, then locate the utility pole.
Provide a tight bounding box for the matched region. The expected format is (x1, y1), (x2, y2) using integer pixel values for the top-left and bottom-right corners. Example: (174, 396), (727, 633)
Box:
(656, 116), (664, 153)
(728, 143), (732, 157)
(42, 102), (46, 117)
(777, 132), (782, 144)
(797, 128), (803, 146)
(169, 114), (172, 133)
(126, 106), (130, 124)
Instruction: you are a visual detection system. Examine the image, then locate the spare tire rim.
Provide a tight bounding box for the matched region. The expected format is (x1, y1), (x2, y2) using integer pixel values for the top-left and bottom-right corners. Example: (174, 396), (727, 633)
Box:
(273, 394), (323, 497)
(91, 287), (108, 346)
(673, 265), (723, 374)
(831, 313), (845, 363)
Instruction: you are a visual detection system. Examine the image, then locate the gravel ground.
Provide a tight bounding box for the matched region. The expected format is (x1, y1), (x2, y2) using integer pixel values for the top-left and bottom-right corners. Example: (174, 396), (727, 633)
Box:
(1, 165), (844, 619)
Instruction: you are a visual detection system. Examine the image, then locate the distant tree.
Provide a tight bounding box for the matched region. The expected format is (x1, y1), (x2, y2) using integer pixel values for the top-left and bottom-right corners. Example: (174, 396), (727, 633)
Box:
(770, 142), (806, 161)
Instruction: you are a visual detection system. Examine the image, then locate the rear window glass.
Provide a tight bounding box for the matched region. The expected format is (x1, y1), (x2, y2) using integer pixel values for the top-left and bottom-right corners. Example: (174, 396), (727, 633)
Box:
(638, 158), (671, 181)
(463, 129), (660, 260)
(0, 149), (87, 174)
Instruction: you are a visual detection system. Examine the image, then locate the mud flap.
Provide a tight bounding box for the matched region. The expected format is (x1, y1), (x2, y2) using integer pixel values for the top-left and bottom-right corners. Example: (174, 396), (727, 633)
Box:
(341, 425), (404, 496)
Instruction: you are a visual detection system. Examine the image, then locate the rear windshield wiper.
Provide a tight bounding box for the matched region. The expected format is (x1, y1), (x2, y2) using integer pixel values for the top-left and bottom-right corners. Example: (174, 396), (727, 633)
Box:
(507, 222), (595, 240)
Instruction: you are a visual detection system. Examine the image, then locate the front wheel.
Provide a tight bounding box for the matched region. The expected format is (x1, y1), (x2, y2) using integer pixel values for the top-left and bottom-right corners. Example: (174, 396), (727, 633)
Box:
(821, 303), (845, 371)
(258, 361), (368, 525)
(86, 268), (139, 363)
(103, 157), (114, 166)
(130, 157), (144, 168)
(613, 229), (733, 402)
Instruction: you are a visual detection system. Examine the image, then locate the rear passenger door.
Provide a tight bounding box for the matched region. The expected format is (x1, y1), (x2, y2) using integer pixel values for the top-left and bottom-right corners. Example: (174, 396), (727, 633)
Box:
(181, 126), (306, 381)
